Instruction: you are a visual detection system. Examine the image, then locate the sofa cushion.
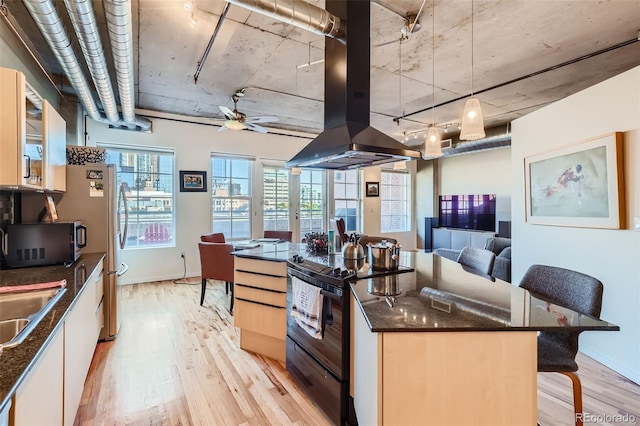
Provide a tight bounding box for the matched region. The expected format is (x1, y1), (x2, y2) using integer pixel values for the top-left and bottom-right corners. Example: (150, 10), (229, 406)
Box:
(498, 246), (511, 259)
(484, 237), (511, 255)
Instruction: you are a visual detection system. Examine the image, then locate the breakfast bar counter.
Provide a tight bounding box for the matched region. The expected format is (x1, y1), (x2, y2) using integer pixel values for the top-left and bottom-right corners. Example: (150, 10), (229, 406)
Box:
(349, 252), (618, 426)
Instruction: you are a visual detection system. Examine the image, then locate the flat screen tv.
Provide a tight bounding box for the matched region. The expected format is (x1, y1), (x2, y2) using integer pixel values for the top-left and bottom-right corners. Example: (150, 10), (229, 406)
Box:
(438, 194), (496, 232)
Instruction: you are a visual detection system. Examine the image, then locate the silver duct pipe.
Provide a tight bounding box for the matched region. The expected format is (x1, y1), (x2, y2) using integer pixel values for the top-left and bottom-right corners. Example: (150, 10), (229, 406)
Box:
(442, 126), (511, 157)
(103, 0), (151, 130)
(63, 0), (120, 124)
(23, 0), (102, 120)
(225, 0), (345, 41)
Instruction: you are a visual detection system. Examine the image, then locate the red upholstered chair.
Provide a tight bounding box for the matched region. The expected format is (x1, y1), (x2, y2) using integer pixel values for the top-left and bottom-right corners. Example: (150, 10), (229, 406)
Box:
(200, 232), (225, 243)
(263, 230), (293, 242)
(335, 218), (348, 243)
(198, 242), (235, 312)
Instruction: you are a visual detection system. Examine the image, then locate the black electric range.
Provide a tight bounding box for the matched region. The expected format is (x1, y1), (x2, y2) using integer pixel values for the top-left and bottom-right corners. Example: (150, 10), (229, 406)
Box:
(285, 253), (413, 425)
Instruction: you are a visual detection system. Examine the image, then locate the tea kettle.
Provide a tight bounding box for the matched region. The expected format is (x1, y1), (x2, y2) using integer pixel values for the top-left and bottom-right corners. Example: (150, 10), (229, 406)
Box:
(342, 233), (365, 271)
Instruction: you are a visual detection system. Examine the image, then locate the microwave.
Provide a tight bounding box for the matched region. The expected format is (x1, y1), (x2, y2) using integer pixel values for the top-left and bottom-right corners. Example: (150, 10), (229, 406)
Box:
(6, 221), (87, 268)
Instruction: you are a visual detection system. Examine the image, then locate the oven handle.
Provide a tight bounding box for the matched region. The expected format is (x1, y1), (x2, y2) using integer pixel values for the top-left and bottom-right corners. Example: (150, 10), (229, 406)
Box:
(320, 289), (341, 300)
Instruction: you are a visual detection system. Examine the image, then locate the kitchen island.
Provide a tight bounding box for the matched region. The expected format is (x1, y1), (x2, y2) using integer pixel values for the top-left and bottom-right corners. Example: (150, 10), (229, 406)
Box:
(350, 252), (619, 426)
(0, 253), (105, 423)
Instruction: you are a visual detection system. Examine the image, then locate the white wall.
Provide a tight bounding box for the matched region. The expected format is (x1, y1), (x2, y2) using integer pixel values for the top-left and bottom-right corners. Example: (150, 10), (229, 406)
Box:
(438, 147), (512, 225)
(85, 117), (311, 284)
(511, 66), (640, 383)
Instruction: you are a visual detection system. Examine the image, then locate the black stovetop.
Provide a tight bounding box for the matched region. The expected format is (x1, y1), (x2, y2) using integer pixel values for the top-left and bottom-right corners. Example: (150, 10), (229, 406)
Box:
(287, 253), (414, 288)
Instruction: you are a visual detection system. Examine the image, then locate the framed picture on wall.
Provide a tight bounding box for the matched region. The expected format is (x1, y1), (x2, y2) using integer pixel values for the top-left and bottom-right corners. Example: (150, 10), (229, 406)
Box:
(366, 181), (379, 197)
(524, 132), (624, 229)
(179, 170), (207, 192)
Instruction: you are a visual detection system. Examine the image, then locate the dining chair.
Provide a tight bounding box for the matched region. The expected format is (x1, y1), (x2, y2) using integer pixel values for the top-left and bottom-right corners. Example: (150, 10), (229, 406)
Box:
(263, 230), (293, 242)
(455, 246), (496, 275)
(198, 242), (235, 312)
(519, 264), (604, 426)
(334, 218), (348, 243)
(200, 232), (225, 243)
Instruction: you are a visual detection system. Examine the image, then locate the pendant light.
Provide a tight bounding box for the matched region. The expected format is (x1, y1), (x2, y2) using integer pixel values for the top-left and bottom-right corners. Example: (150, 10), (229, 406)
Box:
(459, 0), (485, 141)
(423, 0), (442, 158)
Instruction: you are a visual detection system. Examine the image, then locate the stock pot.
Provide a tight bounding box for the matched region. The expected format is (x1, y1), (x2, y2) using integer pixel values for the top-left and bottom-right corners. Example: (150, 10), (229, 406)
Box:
(367, 241), (401, 271)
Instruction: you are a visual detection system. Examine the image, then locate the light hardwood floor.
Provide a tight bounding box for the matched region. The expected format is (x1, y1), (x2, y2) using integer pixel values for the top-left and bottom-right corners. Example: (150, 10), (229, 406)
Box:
(75, 279), (640, 426)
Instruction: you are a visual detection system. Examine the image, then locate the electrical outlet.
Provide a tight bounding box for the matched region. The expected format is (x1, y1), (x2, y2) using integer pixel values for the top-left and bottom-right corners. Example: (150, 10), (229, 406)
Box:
(180, 251), (185, 258)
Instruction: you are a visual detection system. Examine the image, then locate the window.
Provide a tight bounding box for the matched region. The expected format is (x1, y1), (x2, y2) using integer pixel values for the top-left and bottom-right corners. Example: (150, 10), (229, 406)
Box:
(333, 170), (360, 232)
(101, 145), (175, 248)
(299, 169), (325, 241)
(211, 155), (253, 240)
(263, 166), (290, 232)
(380, 170), (410, 232)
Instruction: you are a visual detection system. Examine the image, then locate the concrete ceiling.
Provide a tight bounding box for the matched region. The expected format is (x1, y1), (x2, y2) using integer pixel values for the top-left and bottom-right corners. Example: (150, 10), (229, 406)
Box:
(4, 0), (640, 147)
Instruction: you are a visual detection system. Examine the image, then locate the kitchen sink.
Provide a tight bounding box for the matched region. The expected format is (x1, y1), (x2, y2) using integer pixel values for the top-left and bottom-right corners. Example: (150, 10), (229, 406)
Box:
(0, 288), (66, 348)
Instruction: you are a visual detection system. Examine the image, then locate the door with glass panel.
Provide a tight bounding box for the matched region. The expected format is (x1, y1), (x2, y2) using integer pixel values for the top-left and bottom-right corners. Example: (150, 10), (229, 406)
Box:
(263, 166), (294, 235)
(298, 169), (326, 242)
(211, 156), (253, 240)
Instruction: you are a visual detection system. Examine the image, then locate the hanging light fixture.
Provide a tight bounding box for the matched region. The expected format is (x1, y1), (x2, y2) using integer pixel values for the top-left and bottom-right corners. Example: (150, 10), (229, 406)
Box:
(423, 0), (442, 158)
(459, 0), (485, 141)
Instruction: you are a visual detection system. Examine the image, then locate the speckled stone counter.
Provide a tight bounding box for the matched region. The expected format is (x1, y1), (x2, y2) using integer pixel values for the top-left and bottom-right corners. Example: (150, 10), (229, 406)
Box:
(0, 253), (105, 413)
(351, 251), (619, 333)
(232, 241), (308, 262)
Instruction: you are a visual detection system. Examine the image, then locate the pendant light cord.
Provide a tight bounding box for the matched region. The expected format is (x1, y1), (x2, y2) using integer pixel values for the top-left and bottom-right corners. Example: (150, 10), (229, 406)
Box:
(431, 0), (436, 125)
(471, 0), (475, 96)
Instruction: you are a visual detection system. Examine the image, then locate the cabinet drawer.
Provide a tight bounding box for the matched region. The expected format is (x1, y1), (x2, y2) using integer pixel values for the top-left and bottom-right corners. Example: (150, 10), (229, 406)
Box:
(235, 270), (286, 292)
(234, 299), (286, 339)
(235, 284), (286, 307)
(235, 257), (287, 277)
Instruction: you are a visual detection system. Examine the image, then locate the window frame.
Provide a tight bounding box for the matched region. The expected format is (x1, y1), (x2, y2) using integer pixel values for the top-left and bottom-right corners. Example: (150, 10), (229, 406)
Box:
(380, 169), (411, 233)
(98, 142), (176, 249)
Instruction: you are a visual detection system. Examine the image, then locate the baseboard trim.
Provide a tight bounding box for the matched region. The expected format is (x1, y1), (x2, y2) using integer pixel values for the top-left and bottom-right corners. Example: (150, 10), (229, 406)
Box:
(580, 346), (640, 385)
(121, 272), (200, 285)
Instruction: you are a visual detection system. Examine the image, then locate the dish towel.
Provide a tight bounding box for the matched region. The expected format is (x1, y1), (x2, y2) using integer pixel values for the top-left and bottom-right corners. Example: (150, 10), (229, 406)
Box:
(0, 279), (66, 294)
(291, 276), (323, 339)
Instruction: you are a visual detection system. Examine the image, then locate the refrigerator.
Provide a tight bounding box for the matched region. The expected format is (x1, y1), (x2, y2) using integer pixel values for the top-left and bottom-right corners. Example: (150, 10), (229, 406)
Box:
(54, 164), (129, 340)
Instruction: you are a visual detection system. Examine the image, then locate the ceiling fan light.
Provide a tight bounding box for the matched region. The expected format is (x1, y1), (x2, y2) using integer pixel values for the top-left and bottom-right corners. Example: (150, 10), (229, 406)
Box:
(423, 126), (442, 158)
(224, 120), (246, 130)
(459, 97), (485, 140)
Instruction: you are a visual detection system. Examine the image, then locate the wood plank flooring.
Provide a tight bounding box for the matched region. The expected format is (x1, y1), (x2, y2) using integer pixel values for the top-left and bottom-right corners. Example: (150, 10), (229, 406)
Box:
(75, 279), (640, 426)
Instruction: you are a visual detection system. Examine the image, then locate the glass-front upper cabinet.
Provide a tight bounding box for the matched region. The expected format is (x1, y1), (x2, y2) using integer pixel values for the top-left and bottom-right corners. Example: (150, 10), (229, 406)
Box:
(0, 67), (65, 191)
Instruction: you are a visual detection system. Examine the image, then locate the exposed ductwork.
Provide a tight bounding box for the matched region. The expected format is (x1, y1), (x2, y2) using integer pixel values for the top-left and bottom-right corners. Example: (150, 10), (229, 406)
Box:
(423, 126), (511, 159)
(225, 0), (345, 42)
(63, 0), (120, 124)
(103, 0), (146, 128)
(22, 0), (103, 120)
(22, 0), (151, 131)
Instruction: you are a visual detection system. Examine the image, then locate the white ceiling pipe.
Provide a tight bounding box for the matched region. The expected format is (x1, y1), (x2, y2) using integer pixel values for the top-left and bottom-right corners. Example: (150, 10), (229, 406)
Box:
(103, 0), (151, 130)
(23, 0), (103, 121)
(63, 0), (120, 124)
(225, 0), (345, 41)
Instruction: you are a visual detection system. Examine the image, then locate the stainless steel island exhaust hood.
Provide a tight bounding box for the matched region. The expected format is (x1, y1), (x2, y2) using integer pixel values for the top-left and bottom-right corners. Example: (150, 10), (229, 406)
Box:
(285, 0), (421, 170)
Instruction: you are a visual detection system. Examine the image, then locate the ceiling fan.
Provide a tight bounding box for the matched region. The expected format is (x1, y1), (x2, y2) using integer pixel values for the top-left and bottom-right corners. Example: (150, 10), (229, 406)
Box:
(218, 90), (278, 133)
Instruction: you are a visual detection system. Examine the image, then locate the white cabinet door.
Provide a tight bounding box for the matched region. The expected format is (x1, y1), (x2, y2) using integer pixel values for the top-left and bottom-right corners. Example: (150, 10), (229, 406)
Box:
(13, 327), (64, 425)
(63, 262), (103, 426)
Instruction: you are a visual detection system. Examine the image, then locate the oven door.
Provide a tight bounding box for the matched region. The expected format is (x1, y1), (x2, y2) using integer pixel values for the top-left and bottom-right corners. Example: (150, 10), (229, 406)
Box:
(287, 275), (344, 379)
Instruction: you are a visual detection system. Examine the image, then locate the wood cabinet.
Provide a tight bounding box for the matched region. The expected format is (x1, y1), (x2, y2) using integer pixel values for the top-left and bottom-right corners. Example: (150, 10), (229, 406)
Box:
(12, 326), (64, 426)
(351, 293), (537, 425)
(0, 67), (66, 192)
(234, 257), (287, 362)
(63, 259), (104, 425)
(432, 228), (496, 250)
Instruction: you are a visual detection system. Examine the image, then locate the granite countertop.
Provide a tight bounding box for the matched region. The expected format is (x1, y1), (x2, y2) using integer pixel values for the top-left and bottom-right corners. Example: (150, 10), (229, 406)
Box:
(232, 241), (309, 262)
(0, 252), (105, 413)
(351, 252), (620, 334)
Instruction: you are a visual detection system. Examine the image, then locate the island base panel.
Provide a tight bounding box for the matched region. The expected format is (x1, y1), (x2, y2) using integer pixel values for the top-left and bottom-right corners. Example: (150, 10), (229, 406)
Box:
(240, 329), (285, 363)
(382, 331), (537, 425)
